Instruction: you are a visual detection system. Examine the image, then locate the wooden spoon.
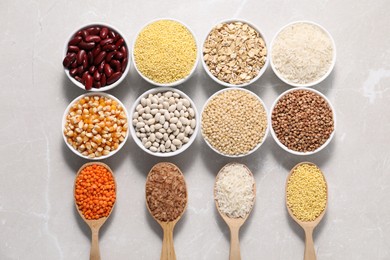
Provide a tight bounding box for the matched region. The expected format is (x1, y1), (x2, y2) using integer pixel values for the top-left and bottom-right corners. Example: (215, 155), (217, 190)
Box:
(286, 162), (328, 260)
(214, 163), (256, 260)
(74, 162), (116, 260)
(145, 162), (188, 260)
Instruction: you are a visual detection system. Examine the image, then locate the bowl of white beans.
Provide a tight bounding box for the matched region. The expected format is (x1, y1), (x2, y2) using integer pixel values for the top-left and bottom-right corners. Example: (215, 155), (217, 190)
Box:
(129, 87), (199, 157)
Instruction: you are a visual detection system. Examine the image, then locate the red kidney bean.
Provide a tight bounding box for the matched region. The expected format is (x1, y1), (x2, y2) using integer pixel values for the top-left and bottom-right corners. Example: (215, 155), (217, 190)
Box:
(85, 74), (93, 90)
(82, 71), (89, 84)
(89, 65), (96, 74)
(68, 45), (79, 53)
(94, 70), (101, 81)
(115, 51), (124, 60)
(121, 58), (128, 72)
(110, 60), (121, 72)
(120, 46), (127, 58)
(98, 60), (105, 73)
(79, 41), (95, 50)
(75, 76), (82, 82)
(94, 51), (107, 65)
(100, 38), (113, 46)
(101, 73), (107, 87)
(87, 51), (94, 65)
(104, 63), (113, 78)
(105, 51), (116, 62)
(70, 60), (78, 69)
(107, 72), (122, 85)
(100, 27), (109, 39)
(69, 36), (82, 46)
(76, 30), (83, 37)
(115, 38), (124, 49)
(70, 68), (78, 77)
(82, 58), (88, 70)
(92, 45), (101, 57)
(63, 53), (76, 68)
(85, 35), (101, 43)
(86, 27), (100, 35)
(81, 30), (89, 40)
(94, 81), (102, 89)
(102, 44), (116, 51)
(76, 66), (84, 76)
(108, 30), (117, 39)
(77, 50), (86, 65)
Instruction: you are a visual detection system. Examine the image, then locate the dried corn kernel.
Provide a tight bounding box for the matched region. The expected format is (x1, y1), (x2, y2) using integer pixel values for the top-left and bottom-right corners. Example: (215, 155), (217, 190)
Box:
(64, 95), (127, 158)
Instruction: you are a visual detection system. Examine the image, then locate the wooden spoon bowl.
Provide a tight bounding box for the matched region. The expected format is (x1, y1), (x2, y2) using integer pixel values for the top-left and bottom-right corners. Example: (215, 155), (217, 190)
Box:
(214, 163), (256, 260)
(145, 162), (188, 260)
(74, 162), (116, 260)
(285, 162), (328, 260)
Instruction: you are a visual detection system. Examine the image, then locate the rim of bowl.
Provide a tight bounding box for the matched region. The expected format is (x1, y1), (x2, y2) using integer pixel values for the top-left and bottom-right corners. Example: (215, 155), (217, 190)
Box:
(62, 92), (129, 160)
(132, 18), (199, 87)
(269, 20), (337, 88)
(63, 22), (131, 92)
(201, 19), (269, 88)
(129, 87), (199, 157)
(200, 88), (269, 157)
(269, 87), (336, 155)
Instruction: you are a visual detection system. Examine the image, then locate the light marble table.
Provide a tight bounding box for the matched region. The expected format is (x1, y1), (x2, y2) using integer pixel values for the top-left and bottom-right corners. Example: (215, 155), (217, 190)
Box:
(1, 0), (389, 259)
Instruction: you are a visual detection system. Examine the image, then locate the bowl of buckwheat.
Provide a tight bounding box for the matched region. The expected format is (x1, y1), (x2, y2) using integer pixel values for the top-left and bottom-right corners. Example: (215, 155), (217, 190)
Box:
(270, 87), (336, 155)
(62, 92), (129, 159)
(201, 19), (269, 88)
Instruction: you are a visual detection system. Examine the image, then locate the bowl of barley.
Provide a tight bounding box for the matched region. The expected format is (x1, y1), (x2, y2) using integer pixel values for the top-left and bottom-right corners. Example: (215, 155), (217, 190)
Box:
(62, 92), (129, 159)
(201, 88), (268, 157)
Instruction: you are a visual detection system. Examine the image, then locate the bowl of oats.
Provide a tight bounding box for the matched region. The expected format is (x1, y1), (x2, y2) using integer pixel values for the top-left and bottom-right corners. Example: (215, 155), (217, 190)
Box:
(201, 19), (269, 88)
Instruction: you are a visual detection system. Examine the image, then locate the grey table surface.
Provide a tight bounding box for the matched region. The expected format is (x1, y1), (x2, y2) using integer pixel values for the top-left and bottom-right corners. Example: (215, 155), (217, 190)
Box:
(1, 0), (389, 259)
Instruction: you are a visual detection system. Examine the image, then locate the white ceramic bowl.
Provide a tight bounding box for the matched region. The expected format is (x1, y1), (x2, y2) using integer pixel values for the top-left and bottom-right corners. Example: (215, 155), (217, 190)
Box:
(63, 23), (131, 91)
(270, 21), (337, 88)
(129, 87), (199, 157)
(62, 92), (129, 159)
(132, 18), (198, 87)
(269, 88), (336, 155)
(201, 19), (269, 88)
(201, 88), (269, 157)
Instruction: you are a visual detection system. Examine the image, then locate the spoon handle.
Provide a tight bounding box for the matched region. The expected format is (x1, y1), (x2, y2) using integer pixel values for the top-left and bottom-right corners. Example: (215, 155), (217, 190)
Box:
(304, 227), (316, 260)
(229, 225), (241, 260)
(161, 222), (176, 260)
(90, 227), (101, 260)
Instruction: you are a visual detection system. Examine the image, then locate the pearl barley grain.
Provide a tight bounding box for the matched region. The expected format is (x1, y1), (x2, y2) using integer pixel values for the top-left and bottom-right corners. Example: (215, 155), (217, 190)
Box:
(202, 89), (267, 156)
(133, 91), (196, 153)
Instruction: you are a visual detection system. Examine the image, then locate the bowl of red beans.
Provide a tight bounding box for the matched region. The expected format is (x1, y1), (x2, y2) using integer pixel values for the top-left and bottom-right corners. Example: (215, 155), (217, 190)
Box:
(62, 23), (130, 91)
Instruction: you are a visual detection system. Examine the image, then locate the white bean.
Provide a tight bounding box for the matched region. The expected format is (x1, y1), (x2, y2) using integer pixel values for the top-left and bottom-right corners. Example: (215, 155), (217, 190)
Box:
(170, 117), (178, 124)
(141, 98), (147, 106)
(155, 132), (163, 139)
(170, 124), (177, 131)
(144, 141), (151, 148)
(168, 104), (176, 112)
(150, 146), (158, 152)
(191, 119), (196, 129)
(182, 99), (190, 107)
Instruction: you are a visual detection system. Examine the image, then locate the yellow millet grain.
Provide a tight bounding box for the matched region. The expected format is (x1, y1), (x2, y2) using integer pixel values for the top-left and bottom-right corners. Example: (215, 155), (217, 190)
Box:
(134, 20), (197, 84)
(286, 163), (327, 222)
(201, 89), (267, 155)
